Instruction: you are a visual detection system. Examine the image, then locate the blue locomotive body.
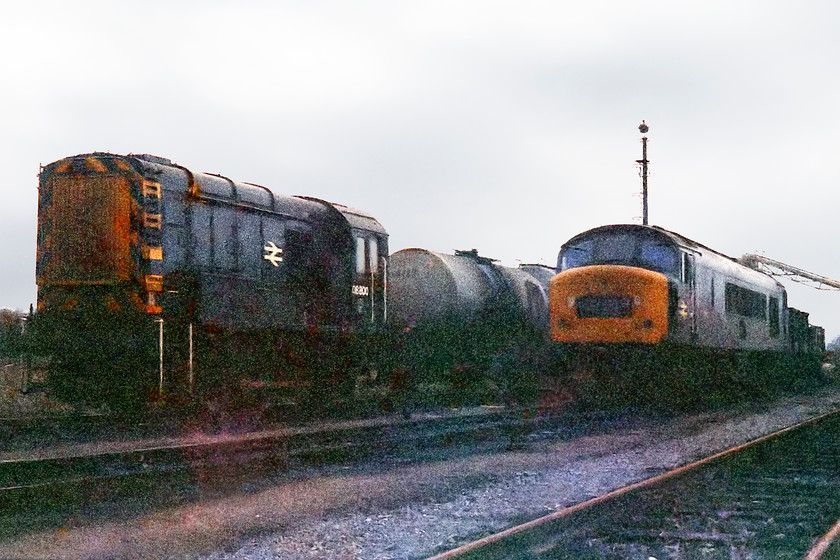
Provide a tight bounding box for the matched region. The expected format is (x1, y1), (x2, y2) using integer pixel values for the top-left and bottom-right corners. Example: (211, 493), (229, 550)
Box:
(36, 153), (388, 408)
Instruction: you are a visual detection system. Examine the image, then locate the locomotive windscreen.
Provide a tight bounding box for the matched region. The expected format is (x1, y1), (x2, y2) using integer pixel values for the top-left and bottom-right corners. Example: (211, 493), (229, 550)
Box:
(560, 231), (678, 275)
(38, 173), (134, 284)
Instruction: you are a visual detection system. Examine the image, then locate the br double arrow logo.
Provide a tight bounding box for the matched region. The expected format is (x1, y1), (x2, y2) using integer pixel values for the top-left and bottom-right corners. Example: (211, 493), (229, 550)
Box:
(263, 241), (284, 267)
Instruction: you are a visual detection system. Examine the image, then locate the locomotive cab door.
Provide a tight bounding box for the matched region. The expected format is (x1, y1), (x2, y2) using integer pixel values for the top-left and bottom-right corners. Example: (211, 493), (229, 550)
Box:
(352, 233), (387, 331)
(681, 252), (698, 343)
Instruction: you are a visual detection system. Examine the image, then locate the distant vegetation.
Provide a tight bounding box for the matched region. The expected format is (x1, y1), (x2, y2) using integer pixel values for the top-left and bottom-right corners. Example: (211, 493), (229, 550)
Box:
(0, 309), (26, 360)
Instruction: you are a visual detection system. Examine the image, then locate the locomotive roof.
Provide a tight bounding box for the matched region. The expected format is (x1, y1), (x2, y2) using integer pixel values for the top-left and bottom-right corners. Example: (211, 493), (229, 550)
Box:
(42, 153), (387, 235)
(564, 224), (737, 261)
(564, 224), (784, 290)
(307, 199), (387, 235)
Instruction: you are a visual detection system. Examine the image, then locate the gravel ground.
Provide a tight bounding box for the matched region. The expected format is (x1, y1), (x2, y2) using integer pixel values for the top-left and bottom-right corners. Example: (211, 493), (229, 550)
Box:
(2, 386), (840, 560)
(0, 363), (73, 416)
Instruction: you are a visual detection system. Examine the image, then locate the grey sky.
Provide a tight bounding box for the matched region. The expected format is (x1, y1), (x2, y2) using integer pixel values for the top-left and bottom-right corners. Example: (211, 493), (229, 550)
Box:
(2, 1), (839, 337)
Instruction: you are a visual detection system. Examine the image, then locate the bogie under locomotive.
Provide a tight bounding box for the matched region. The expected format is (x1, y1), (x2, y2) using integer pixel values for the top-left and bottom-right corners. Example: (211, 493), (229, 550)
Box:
(550, 224), (824, 406)
(35, 153), (388, 410)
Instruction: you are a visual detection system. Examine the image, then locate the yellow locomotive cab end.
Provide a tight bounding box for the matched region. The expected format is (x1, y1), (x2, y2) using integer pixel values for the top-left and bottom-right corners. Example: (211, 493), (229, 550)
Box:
(550, 265), (669, 344)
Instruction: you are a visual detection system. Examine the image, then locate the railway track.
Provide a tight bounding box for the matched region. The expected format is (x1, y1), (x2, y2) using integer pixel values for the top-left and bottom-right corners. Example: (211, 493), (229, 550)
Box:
(430, 409), (840, 559)
(0, 404), (565, 542)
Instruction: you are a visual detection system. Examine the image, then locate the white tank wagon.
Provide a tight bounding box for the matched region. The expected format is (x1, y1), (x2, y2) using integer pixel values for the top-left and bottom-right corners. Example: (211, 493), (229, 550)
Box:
(517, 263), (558, 292)
(383, 248), (551, 407)
(386, 248), (550, 332)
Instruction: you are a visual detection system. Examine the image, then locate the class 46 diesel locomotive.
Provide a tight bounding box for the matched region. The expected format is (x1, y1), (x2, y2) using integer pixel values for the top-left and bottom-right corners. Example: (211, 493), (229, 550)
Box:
(550, 224), (793, 351)
(548, 224), (825, 407)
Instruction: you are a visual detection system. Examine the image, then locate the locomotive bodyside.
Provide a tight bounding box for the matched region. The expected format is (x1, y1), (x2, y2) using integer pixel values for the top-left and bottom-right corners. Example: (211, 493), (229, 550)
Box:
(147, 157), (388, 333)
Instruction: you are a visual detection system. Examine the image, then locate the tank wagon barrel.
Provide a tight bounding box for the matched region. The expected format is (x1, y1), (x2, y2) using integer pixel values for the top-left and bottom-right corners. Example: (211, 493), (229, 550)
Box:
(385, 248), (551, 407)
(387, 248), (550, 332)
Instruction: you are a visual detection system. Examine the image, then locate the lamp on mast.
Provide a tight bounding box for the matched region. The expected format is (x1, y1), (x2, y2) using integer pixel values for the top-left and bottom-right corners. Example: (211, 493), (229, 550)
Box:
(637, 121), (649, 225)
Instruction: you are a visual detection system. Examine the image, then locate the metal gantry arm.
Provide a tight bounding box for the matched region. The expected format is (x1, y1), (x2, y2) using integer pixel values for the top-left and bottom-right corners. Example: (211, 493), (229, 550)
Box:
(740, 254), (840, 290)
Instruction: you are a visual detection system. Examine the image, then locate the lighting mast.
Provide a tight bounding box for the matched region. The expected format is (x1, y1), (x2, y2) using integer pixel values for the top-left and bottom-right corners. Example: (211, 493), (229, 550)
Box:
(637, 121), (650, 225)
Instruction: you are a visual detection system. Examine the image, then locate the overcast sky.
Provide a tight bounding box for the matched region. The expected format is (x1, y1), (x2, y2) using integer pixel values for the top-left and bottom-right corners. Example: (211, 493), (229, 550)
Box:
(2, 1), (840, 338)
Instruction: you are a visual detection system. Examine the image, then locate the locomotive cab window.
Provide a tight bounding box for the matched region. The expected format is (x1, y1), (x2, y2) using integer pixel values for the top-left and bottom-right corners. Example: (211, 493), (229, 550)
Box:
(559, 239), (593, 270)
(368, 237), (378, 274)
(640, 241), (678, 273)
(356, 237), (366, 274)
(769, 296), (780, 337)
(559, 233), (678, 275)
(680, 253), (694, 286)
(356, 236), (378, 275)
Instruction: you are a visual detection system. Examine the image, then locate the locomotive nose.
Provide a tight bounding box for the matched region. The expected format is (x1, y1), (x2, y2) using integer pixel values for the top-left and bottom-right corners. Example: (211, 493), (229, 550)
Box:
(39, 161), (134, 283)
(549, 265), (669, 344)
(37, 155), (152, 312)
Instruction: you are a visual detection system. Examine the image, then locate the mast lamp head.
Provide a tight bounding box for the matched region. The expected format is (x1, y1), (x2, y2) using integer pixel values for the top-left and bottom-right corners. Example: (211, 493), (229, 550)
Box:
(639, 121), (649, 134)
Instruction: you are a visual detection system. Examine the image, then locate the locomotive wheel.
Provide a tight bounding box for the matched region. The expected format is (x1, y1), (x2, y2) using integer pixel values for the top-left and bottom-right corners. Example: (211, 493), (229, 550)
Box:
(36, 307), (156, 412)
(564, 346), (636, 409)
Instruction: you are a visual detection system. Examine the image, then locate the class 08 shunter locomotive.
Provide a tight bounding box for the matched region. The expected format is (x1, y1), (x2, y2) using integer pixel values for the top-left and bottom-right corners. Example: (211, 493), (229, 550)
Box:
(36, 153), (388, 408)
(549, 224), (824, 404)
